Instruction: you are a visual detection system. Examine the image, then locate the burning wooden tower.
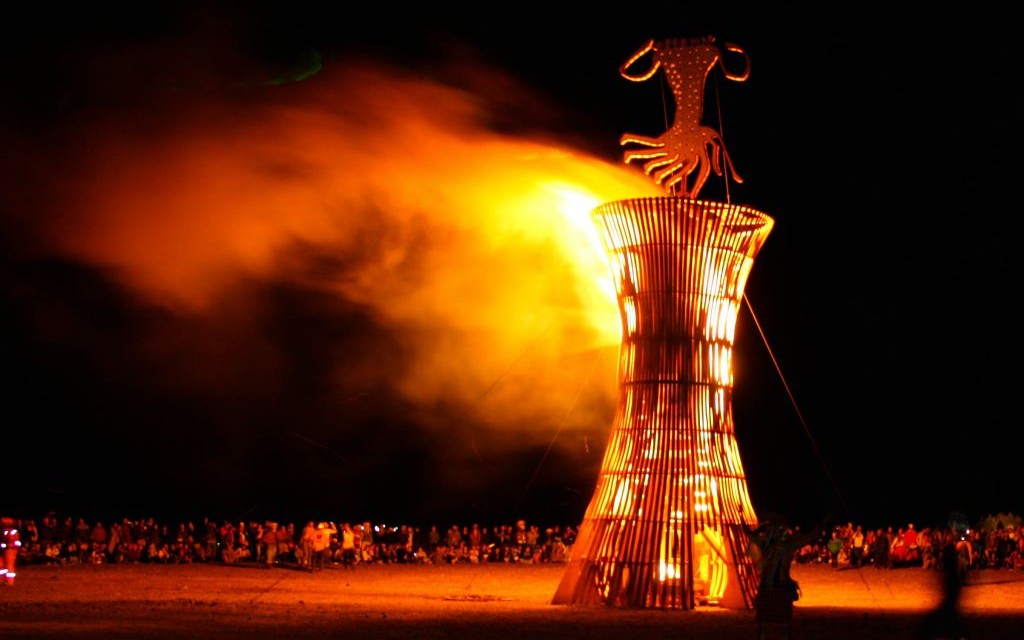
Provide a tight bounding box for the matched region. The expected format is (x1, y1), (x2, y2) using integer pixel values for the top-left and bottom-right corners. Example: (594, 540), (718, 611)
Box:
(552, 36), (773, 610)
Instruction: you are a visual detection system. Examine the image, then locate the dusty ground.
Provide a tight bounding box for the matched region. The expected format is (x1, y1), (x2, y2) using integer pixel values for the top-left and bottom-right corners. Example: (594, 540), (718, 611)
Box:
(1, 561), (1022, 639)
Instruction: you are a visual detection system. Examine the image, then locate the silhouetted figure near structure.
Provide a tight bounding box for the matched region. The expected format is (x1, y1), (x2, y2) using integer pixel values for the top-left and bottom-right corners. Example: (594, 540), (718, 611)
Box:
(919, 534), (970, 640)
(747, 516), (822, 640)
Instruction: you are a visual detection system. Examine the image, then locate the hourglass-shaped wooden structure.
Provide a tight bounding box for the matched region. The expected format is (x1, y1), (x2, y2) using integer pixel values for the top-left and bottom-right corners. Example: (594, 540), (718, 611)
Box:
(552, 36), (773, 610)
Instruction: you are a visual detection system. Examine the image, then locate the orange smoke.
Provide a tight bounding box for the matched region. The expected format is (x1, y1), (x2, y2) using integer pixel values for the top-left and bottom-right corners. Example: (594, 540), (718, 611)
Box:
(24, 57), (665, 446)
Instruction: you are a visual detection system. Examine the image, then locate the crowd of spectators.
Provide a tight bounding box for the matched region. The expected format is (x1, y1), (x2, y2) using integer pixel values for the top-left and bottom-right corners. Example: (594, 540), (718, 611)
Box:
(5, 512), (1023, 572)
(7, 513), (577, 568)
(791, 520), (1024, 571)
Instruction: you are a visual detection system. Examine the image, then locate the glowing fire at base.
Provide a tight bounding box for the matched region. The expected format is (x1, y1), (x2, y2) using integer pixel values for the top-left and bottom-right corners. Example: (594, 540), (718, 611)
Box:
(552, 196), (773, 609)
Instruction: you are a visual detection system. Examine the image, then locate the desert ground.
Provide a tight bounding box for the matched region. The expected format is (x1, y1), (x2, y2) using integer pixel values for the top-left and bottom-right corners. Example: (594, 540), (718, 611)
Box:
(1, 561), (1022, 639)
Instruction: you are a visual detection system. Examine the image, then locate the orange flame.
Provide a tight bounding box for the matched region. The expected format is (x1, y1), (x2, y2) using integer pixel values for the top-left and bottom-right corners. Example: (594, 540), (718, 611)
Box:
(25, 60), (665, 445)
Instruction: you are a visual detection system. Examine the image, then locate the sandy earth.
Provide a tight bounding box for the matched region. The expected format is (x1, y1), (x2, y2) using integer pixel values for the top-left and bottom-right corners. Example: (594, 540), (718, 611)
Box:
(1, 561), (1022, 639)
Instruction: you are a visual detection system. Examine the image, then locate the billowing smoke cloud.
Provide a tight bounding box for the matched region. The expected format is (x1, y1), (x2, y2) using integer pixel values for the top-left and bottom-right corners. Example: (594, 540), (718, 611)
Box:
(2, 30), (665, 522)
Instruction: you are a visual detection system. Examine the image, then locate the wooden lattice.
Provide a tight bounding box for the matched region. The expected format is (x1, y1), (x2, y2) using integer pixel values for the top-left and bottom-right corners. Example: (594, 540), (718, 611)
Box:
(552, 197), (773, 609)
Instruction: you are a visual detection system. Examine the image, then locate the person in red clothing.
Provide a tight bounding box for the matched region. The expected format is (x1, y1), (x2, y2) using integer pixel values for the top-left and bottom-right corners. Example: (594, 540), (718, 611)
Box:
(1, 516), (21, 585)
(902, 523), (920, 565)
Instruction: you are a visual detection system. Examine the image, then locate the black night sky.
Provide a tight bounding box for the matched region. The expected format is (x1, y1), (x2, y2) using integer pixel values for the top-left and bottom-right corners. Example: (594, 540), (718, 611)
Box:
(2, 3), (1021, 531)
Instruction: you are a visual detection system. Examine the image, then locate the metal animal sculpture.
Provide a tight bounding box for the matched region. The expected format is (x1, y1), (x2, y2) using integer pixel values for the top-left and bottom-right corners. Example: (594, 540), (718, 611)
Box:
(619, 36), (750, 199)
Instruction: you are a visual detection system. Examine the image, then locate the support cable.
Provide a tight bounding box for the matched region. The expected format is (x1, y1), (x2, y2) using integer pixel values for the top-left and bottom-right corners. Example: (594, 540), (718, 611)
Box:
(745, 296), (886, 609)
(660, 72), (677, 197)
(513, 344), (609, 514)
(462, 321), (555, 465)
(713, 78), (733, 205)
(742, 293), (850, 516)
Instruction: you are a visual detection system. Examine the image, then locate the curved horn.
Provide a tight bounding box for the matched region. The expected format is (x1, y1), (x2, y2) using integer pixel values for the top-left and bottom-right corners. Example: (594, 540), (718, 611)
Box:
(719, 42), (751, 82)
(619, 39), (660, 82)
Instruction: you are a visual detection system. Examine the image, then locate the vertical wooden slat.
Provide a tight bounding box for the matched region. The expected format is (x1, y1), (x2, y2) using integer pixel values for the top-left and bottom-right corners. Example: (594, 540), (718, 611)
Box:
(552, 197), (772, 610)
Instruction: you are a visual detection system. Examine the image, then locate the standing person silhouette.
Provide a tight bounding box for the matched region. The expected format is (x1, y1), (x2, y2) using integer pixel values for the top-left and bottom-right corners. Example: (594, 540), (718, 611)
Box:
(871, 528), (891, 569)
(747, 515), (824, 640)
(919, 532), (969, 640)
